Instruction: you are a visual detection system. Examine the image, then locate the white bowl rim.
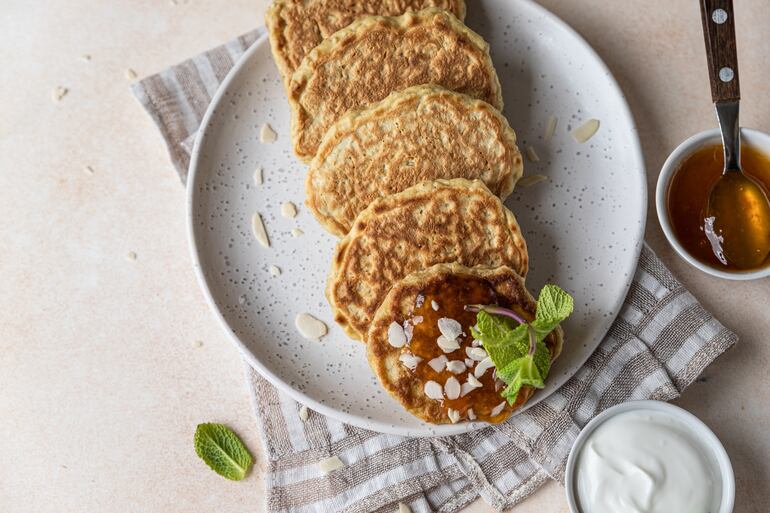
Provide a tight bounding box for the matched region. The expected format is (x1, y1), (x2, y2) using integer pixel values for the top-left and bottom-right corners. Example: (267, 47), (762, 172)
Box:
(655, 127), (770, 281)
(564, 400), (735, 513)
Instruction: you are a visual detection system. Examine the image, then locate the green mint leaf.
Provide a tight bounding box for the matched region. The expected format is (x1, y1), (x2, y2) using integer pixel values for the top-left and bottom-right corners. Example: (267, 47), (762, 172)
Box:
(471, 285), (573, 404)
(532, 284), (574, 337)
(194, 423), (253, 481)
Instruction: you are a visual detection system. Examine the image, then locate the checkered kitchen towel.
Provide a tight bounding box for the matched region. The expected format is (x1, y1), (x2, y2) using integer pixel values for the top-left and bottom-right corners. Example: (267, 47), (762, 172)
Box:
(132, 27), (738, 513)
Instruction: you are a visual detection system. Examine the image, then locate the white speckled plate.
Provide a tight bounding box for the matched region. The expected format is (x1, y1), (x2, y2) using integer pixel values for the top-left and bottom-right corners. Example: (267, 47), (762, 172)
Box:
(187, 0), (646, 437)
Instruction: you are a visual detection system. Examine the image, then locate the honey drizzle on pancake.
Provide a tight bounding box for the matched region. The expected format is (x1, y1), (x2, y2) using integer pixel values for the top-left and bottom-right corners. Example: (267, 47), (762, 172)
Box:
(404, 274), (532, 423)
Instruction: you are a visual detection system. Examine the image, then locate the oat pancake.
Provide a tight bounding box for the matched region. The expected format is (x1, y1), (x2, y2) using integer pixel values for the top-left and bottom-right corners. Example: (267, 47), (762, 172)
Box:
(327, 178), (528, 341)
(307, 84), (523, 236)
(367, 263), (563, 424)
(288, 8), (503, 161)
(265, 0), (466, 86)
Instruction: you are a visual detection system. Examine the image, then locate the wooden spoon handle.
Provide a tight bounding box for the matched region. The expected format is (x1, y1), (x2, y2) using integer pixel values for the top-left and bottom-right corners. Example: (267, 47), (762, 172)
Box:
(700, 0), (740, 103)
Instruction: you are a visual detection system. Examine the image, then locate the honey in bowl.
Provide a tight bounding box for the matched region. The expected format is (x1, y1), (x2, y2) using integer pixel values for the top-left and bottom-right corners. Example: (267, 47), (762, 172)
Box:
(667, 143), (770, 271)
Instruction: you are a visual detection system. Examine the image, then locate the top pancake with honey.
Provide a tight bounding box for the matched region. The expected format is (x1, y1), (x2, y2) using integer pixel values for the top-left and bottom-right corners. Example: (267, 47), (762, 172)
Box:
(366, 263), (562, 425)
(265, 0), (466, 86)
(327, 178), (528, 341)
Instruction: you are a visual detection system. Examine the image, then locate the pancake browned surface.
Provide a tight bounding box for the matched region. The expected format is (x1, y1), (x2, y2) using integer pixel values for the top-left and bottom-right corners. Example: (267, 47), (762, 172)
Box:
(327, 178), (528, 341)
(289, 8), (503, 161)
(367, 263), (563, 425)
(307, 84), (523, 236)
(265, 0), (466, 86)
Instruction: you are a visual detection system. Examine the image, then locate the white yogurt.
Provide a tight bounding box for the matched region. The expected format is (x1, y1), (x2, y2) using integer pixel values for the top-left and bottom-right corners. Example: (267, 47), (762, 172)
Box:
(574, 409), (720, 513)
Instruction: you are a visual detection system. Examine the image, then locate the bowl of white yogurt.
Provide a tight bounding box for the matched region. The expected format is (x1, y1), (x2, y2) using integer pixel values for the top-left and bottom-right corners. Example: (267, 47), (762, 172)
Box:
(564, 400), (734, 513)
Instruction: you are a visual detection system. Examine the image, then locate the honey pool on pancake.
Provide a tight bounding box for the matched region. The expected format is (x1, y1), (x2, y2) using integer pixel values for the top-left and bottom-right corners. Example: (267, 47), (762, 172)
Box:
(666, 143), (770, 270)
(408, 275), (530, 423)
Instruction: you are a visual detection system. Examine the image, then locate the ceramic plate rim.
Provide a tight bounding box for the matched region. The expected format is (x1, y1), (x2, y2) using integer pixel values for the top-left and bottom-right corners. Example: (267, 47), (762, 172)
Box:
(187, 0), (647, 437)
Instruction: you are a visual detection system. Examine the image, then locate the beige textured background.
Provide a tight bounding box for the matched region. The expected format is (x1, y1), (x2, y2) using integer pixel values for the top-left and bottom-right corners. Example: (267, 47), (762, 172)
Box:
(1, 1), (769, 512)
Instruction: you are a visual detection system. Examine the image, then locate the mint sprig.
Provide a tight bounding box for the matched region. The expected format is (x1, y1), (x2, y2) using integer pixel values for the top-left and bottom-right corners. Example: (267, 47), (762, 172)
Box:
(470, 285), (573, 404)
(194, 423), (254, 481)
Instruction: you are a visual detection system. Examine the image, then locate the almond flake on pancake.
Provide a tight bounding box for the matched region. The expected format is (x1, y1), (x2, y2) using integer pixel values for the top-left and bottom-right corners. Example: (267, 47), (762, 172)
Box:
(437, 334), (461, 353)
(491, 401), (507, 416)
(445, 360), (466, 374)
(424, 380), (444, 400)
(402, 320), (414, 343)
(427, 355), (448, 372)
(387, 321), (407, 347)
(444, 377), (460, 400)
(412, 315), (423, 325)
(464, 358), (474, 367)
(431, 300), (439, 311)
(399, 352), (422, 370)
(447, 408), (461, 424)
(460, 382), (475, 397)
(466, 346), (485, 361)
(437, 318), (462, 340)
(467, 408), (476, 420)
(468, 347), (487, 360)
(415, 294), (425, 308)
(474, 357), (495, 378)
(471, 338), (482, 347)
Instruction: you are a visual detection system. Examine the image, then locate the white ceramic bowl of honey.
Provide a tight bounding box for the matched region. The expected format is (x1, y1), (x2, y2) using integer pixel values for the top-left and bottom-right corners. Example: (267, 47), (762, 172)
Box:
(656, 127), (770, 280)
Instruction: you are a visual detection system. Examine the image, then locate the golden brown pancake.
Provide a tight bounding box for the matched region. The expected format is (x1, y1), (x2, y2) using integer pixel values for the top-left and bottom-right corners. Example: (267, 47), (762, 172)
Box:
(367, 263), (562, 425)
(306, 84), (523, 236)
(288, 8), (503, 161)
(265, 0), (466, 86)
(326, 178), (528, 341)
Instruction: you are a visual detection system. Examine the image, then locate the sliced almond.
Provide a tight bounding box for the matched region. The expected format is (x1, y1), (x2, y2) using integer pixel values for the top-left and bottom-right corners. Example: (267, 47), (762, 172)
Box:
(260, 123), (277, 143)
(447, 408), (461, 424)
(52, 86), (68, 102)
(460, 382), (475, 397)
(269, 265), (281, 276)
(437, 335), (460, 353)
(251, 212), (270, 247)
(398, 503), (413, 513)
(424, 380), (444, 400)
(318, 455), (344, 473)
(299, 405), (309, 422)
(412, 315), (423, 325)
(281, 202), (297, 219)
(464, 358), (474, 367)
(427, 355), (448, 372)
(571, 118), (600, 143)
(468, 347), (487, 360)
(445, 360), (466, 374)
(467, 374), (482, 388)
(402, 320), (413, 343)
(444, 377), (461, 400)
(518, 174), (549, 188)
(290, 228), (304, 237)
(125, 68), (138, 80)
(431, 300), (439, 311)
(474, 357), (495, 378)
(398, 352), (422, 370)
(253, 167), (263, 186)
(525, 145), (540, 163)
(491, 401), (507, 417)
(467, 408), (476, 420)
(295, 313), (327, 340)
(387, 321), (407, 348)
(437, 318), (462, 340)
(544, 115), (558, 142)
(415, 294), (425, 308)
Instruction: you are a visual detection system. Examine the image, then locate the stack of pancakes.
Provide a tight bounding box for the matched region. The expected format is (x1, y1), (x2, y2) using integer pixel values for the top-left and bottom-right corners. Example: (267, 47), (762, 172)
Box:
(266, 1), (561, 425)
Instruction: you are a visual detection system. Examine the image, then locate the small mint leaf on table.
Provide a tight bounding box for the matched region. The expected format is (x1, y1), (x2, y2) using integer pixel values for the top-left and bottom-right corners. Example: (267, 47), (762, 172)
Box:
(194, 423), (253, 481)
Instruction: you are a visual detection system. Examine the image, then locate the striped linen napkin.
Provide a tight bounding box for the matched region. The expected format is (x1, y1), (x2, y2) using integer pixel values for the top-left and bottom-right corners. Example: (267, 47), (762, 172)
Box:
(132, 28), (738, 513)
